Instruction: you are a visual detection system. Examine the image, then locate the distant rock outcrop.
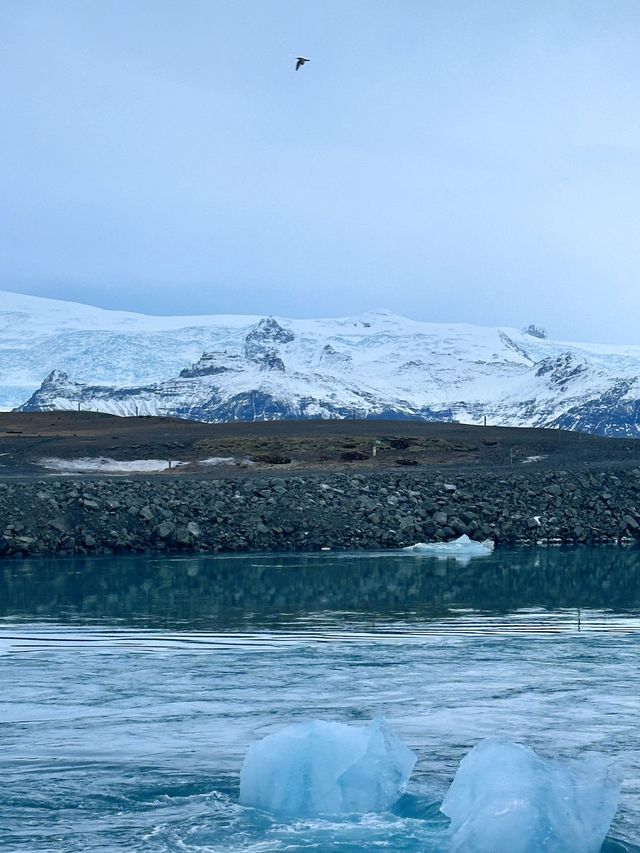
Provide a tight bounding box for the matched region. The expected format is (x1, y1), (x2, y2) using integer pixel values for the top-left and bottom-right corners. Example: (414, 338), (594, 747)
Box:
(535, 353), (588, 389)
(257, 349), (286, 372)
(523, 323), (547, 339)
(179, 352), (244, 378)
(320, 345), (352, 368)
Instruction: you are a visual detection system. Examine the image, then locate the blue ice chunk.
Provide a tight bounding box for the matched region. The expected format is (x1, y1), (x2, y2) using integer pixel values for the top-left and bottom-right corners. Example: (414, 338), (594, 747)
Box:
(239, 717), (416, 816)
(441, 739), (621, 852)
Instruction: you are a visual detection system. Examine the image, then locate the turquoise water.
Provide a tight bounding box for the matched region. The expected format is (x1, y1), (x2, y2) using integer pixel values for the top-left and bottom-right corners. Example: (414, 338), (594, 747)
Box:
(1, 547), (639, 851)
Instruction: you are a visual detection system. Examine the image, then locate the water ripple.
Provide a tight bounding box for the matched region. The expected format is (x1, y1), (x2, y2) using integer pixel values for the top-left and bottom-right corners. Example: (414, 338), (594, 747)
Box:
(2, 610), (640, 656)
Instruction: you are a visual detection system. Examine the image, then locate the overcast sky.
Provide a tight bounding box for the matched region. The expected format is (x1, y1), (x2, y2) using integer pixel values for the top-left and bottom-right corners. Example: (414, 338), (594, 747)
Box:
(2, 1), (640, 342)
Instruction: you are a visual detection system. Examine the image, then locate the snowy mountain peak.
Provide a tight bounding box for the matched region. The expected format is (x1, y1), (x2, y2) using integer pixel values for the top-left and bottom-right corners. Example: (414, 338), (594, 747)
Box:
(250, 316), (295, 342)
(5, 289), (640, 435)
(44, 369), (71, 384)
(244, 316), (295, 363)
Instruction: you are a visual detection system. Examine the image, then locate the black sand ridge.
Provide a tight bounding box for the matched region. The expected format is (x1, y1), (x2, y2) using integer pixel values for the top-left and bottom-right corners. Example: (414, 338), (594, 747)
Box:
(1, 411), (640, 479)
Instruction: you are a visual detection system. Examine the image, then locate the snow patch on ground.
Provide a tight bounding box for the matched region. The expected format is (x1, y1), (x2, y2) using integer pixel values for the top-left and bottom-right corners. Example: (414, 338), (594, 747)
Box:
(38, 457), (189, 473)
(198, 456), (254, 467)
(522, 454), (547, 463)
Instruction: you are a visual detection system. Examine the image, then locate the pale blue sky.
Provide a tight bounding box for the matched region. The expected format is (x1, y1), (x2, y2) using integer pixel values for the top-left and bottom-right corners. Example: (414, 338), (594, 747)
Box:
(2, 1), (640, 342)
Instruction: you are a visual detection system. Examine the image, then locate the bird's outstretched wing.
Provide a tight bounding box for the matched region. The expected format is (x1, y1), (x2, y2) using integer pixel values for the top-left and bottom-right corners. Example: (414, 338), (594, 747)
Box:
(295, 58), (303, 70)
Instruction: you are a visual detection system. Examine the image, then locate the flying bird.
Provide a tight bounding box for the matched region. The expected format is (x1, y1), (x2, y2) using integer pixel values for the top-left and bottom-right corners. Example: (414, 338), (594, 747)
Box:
(295, 56), (310, 71)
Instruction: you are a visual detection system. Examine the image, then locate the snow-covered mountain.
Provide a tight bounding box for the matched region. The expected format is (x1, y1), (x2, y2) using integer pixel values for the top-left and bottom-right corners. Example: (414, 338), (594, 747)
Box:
(5, 290), (640, 435)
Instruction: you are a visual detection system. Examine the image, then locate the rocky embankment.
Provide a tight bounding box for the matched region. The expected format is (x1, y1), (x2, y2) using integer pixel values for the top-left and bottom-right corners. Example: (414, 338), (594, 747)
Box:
(2, 467), (640, 557)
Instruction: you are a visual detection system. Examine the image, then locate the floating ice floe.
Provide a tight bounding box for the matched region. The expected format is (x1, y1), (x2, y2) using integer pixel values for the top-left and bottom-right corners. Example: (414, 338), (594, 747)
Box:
(240, 717), (416, 816)
(403, 534), (494, 562)
(441, 739), (621, 853)
(38, 457), (189, 473)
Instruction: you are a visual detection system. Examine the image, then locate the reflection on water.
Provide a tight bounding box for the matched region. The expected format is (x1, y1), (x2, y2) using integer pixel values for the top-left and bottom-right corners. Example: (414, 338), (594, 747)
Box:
(1, 546), (640, 630)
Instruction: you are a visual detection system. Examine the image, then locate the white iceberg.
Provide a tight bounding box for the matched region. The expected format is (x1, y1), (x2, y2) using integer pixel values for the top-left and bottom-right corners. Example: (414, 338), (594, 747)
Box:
(239, 717), (416, 816)
(441, 739), (621, 853)
(403, 534), (494, 562)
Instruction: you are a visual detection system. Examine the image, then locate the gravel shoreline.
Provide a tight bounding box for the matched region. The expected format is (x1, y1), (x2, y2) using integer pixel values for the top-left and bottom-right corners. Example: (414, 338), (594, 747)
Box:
(2, 467), (640, 558)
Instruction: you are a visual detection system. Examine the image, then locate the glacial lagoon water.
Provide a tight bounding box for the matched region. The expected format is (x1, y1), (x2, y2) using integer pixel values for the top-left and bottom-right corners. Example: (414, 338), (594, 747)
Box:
(1, 547), (640, 852)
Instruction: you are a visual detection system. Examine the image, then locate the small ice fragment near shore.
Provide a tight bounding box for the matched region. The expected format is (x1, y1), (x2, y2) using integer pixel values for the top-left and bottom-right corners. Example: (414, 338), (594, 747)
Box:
(441, 739), (621, 853)
(403, 534), (494, 561)
(239, 717), (416, 816)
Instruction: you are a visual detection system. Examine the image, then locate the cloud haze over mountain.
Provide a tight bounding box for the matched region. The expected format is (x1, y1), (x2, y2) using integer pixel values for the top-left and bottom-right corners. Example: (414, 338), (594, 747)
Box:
(1, 0), (640, 342)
